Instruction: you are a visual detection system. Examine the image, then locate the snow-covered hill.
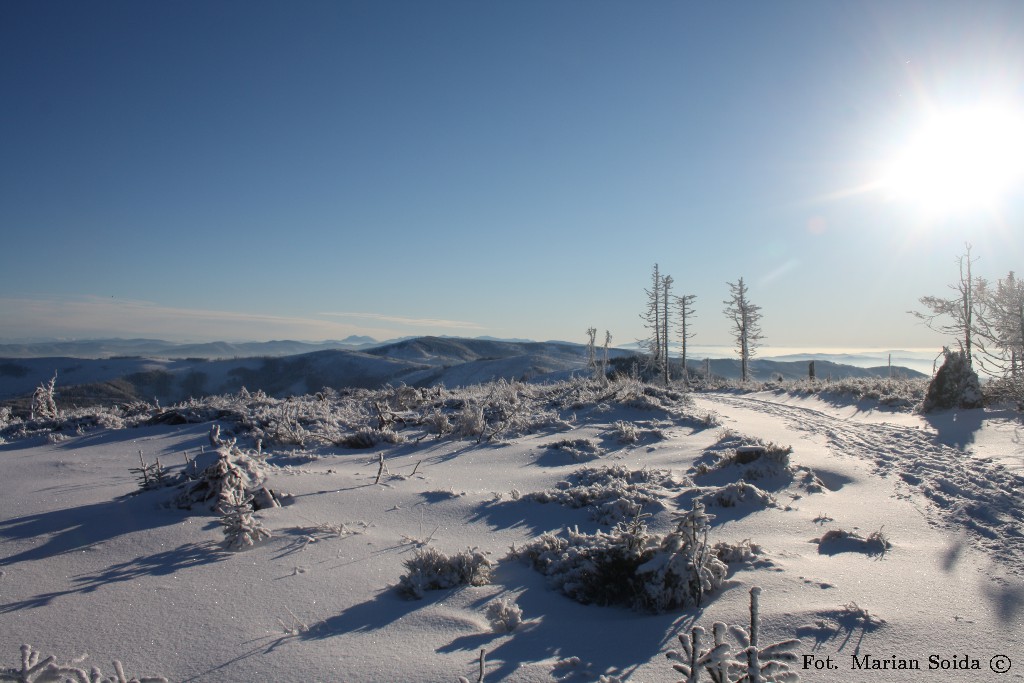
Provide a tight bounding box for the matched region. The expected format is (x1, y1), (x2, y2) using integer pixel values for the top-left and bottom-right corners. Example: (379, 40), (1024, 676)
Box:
(0, 380), (1020, 681)
(1, 337), (926, 409)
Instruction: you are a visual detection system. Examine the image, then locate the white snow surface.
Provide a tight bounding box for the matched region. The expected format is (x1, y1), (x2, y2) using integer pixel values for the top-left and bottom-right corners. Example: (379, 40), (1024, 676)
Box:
(1, 386), (1022, 682)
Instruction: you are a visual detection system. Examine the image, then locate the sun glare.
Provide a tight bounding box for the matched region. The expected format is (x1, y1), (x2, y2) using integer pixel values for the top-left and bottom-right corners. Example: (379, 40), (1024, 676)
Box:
(881, 105), (1024, 215)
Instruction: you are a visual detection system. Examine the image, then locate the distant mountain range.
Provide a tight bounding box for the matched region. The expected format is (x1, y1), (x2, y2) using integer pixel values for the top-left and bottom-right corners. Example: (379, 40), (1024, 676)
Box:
(0, 336), (927, 408)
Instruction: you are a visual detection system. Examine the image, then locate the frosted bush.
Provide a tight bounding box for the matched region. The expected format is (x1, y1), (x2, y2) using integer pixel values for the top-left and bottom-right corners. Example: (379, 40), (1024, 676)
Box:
(423, 408), (452, 436)
(613, 420), (639, 443)
(713, 538), (764, 565)
(485, 598), (523, 633)
(397, 546), (493, 599)
(609, 420), (667, 444)
(338, 425), (404, 449)
(174, 444), (280, 512)
(220, 489), (272, 551)
(527, 465), (681, 525)
(699, 482), (776, 509)
(547, 438), (604, 462)
(703, 436), (794, 482)
(813, 527), (891, 557)
(514, 503), (727, 613)
(455, 403), (486, 438)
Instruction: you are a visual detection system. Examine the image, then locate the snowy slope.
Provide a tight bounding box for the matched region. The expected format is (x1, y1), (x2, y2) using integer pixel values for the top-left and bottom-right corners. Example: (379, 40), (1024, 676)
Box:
(1, 381), (1021, 682)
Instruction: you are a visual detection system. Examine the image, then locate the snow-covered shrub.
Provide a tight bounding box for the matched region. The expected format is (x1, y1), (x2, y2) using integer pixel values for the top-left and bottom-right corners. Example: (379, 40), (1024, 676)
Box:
(706, 439), (793, 482)
(713, 538), (764, 565)
(485, 598), (523, 633)
(636, 502), (727, 612)
(423, 407), (452, 436)
(812, 527), (890, 557)
(547, 438), (604, 462)
(131, 451), (169, 491)
(527, 465), (681, 525)
(174, 444), (280, 512)
(609, 419), (667, 444)
(923, 347), (983, 411)
(612, 420), (639, 443)
(699, 482), (776, 509)
(30, 373), (59, 421)
(514, 503), (727, 613)
(454, 402), (486, 438)
(1, 644), (168, 683)
(220, 489), (272, 551)
(338, 425), (405, 449)
(397, 547), (493, 599)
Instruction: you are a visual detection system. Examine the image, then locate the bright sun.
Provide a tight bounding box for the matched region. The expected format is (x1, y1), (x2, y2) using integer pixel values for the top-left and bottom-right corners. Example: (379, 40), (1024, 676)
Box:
(881, 105), (1024, 215)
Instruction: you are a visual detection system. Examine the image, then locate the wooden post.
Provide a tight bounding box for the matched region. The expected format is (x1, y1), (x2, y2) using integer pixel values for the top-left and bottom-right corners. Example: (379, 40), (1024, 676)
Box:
(808, 360), (815, 380)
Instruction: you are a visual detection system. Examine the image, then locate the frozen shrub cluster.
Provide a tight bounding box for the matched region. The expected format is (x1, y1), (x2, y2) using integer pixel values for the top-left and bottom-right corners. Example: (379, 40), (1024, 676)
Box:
(699, 481), (777, 509)
(0, 376), (689, 449)
(612, 420), (639, 443)
(527, 465), (683, 525)
(513, 503), (727, 613)
(0, 644), (167, 683)
(713, 538), (765, 565)
(667, 587), (800, 683)
(546, 437), (604, 462)
(174, 443), (281, 512)
(454, 402), (486, 438)
(699, 433), (794, 482)
(813, 528), (891, 557)
(397, 546), (493, 599)
(485, 598), (524, 633)
(609, 419), (667, 444)
(338, 425), (405, 449)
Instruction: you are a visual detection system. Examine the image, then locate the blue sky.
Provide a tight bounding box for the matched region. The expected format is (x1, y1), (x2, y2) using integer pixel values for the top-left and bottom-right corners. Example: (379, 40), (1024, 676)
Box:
(3, 1), (1024, 351)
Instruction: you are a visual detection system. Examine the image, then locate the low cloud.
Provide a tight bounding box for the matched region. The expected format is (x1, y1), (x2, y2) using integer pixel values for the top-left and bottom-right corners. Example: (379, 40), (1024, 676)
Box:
(0, 296), (486, 342)
(318, 311), (485, 330)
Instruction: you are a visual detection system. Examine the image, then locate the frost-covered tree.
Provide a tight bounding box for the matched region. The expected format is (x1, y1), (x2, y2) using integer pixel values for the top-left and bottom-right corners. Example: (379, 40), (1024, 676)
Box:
(723, 278), (763, 383)
(220, 488), (272, 551)
(641, 264), (665, 379)
(729, 587), (800, 682)
(586, 327), (598, 370)
(666, 624), (731, 683)
(30, 372), (58, 421)
(676, 293), (697, 382)
(602, 330), (613, 382)
(974, 271), (1024, 381)
(911, 244), (982, 367)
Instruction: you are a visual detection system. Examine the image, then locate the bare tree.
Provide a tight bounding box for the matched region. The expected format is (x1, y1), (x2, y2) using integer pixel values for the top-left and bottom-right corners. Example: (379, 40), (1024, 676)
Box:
(585, 327), (598, 370)
(602, 330), (612, 383)
(675, 293), (697, 382)
(640, 263), (664, 379)
(911, 243), (981, 367)
(661, 274), (674, 384)
(723, 277), (763, 383)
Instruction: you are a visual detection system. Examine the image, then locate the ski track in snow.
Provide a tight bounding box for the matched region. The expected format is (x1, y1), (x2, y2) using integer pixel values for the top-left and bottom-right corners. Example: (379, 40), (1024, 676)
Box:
(700, 393), (1024, 574)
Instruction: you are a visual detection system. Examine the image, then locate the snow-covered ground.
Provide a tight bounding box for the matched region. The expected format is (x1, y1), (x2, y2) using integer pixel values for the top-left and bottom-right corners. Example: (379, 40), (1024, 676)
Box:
(1, 382), (1021, 682)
